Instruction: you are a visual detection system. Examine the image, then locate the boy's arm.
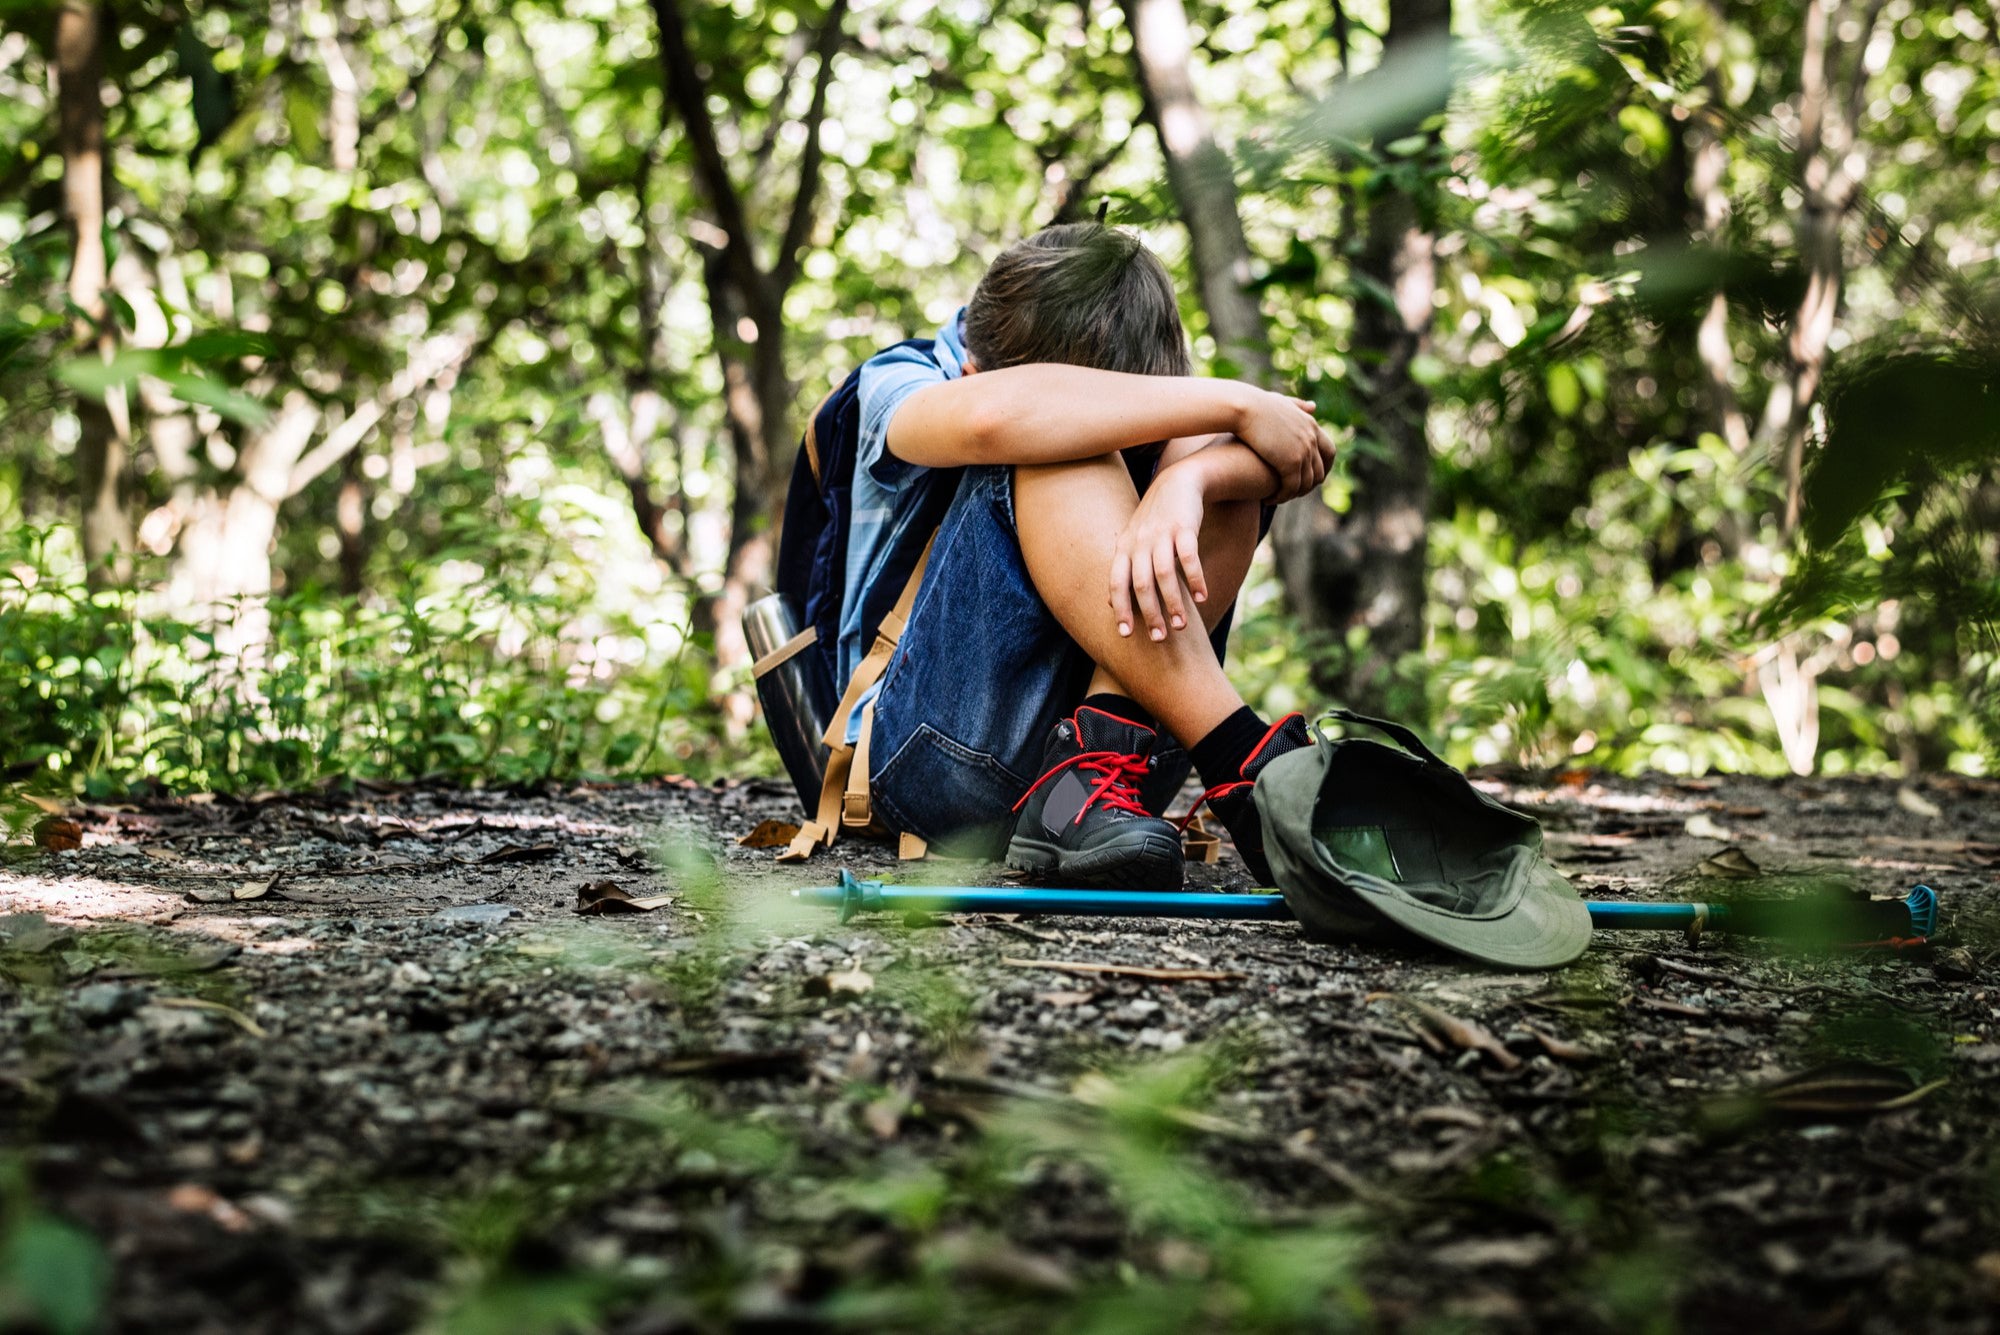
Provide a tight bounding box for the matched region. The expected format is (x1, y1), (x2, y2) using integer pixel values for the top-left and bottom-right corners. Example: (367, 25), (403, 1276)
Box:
(886, 365), (1332, 497)
(1110, 436), (1317, 640)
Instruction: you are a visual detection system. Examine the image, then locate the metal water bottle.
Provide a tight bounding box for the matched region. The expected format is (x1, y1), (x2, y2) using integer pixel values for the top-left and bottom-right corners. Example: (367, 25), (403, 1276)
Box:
(743, 593), (837, 809)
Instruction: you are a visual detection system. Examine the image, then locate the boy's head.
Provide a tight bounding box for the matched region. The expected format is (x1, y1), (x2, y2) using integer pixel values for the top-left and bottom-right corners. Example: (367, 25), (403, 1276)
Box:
(963, 223), (1191, 378)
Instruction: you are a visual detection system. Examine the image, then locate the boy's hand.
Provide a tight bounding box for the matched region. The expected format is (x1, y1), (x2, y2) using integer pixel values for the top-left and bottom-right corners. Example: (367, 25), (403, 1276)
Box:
(1110, 465), (1209, 642)
(1236, 389), (1336, 501)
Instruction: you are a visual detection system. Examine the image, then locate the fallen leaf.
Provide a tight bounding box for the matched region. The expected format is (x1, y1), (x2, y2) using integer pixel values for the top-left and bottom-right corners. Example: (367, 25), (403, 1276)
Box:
(804, 968), (875, 997)
(152, 996), (269, 1038)
(1896, 786), (1944, 821)
(477, 843), (558, 866)
(185, 885), (236, 904)
(573, 881), (673, 915)
(1432, 1236), (1561, 1269)
(1684, 813), (1732, 842)
(736, 819), (802, 848)
(1526, 1027), (1594, 1063)
(141, 845), (184, 863)
(1708, 1061), (1946, 1130)
(1412, 1105), (1487, 1131)
(1695, 846), (1761, 878)
(1375, 996), (1522, 1071)
(862, 1086), (910, 1140)
(165, 1183), (255, 1232)
(33, 816), (82, 851)
(1000, 958), (1245, 983)
(233, 873), (284, 902)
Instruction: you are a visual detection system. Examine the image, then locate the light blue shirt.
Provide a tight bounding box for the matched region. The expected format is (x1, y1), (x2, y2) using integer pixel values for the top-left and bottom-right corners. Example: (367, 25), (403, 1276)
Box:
(838, 309), (970, 741)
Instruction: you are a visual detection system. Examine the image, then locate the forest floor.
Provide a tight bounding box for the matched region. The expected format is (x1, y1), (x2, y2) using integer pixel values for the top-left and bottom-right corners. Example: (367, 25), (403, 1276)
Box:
(4, 768), (2000, 1334)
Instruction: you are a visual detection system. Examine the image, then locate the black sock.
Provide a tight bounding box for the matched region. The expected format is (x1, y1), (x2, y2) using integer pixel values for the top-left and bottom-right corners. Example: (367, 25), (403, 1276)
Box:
(1078, 692), (1154, 732)
(1192, 706), (1269, 792)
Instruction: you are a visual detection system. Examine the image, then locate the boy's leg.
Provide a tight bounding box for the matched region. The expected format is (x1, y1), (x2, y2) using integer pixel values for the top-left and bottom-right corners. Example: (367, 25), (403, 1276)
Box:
(1013, 452), (1256, 751)
(1081, 444), (1262, 705)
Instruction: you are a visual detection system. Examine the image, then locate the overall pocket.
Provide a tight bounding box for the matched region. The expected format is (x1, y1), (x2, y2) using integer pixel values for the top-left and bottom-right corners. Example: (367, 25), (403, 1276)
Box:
(871, 723), (1026, 859)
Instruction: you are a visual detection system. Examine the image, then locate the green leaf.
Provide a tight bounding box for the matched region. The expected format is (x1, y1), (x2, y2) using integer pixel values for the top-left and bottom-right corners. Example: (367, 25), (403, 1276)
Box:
(1546, 363), (1582, 418)
(2, 1215), (109, 1335)
(157, 370), (270, 426)
(176, 24), (234, 154)
(179, 331), (275, 364)
(55, 349), (169, 398)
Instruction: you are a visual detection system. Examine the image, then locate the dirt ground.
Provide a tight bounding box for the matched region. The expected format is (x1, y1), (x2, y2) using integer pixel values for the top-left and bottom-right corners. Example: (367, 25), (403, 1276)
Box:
(4, 767), (2000, 1334)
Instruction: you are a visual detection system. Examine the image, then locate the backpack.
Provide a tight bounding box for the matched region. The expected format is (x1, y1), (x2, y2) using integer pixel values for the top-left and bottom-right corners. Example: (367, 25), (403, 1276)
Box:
(756, 339), (965, 863)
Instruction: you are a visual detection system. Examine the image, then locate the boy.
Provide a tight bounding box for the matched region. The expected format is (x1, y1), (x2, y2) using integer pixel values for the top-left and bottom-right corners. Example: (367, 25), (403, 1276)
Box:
(846, 222), (1335, 888)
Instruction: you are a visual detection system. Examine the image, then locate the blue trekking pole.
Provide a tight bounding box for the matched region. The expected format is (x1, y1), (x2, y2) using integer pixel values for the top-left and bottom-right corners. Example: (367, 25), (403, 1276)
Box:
(795, 870), (1938, 941)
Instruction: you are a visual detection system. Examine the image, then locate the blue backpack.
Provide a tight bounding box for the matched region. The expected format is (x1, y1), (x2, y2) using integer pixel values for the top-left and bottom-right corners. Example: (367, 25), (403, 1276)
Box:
(761, 339), (964, 861)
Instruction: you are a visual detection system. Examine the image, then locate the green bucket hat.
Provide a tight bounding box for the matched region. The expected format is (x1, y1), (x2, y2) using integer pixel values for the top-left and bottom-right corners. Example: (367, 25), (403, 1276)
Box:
(1254, 710), (1592, 969)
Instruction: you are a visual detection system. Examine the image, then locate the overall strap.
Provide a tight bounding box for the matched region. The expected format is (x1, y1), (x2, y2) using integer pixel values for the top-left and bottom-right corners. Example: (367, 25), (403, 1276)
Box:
(779, 534), (936, 863)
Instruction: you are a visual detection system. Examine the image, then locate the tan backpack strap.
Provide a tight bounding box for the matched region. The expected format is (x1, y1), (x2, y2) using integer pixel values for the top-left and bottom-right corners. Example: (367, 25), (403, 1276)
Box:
(843, 702), (877, 828)
(898, 831), (928, 860)
(774, 534), (937, 861)
(752, 625), (817, 679)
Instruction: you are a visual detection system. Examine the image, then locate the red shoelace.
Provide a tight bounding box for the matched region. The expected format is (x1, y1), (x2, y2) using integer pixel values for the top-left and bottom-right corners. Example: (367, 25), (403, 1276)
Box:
(1173, 779), (1252, 832)
(1010, 750), (1152, 824)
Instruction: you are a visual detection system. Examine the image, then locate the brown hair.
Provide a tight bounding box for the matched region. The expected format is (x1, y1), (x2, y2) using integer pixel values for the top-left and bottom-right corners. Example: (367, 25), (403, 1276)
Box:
(963, 224), (1191, 377)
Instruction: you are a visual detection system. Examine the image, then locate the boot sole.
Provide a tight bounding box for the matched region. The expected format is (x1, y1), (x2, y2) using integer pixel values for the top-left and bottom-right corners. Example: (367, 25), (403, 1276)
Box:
(1005, 830), (1185, 891)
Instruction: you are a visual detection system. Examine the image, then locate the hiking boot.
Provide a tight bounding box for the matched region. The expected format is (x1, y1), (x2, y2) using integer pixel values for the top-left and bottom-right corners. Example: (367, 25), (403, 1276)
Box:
(1007, 706), (1185, 890)
(1186, 713), (1310, 885)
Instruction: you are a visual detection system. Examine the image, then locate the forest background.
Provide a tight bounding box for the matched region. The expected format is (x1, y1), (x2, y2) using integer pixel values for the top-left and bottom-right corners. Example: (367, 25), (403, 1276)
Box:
(3, 0), (1998, 812)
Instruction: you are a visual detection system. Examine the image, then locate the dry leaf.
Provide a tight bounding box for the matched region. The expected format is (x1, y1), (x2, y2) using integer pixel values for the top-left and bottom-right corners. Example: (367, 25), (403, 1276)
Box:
(805, 968), (875, 997)
(33, 816), (82, 851)
(1001, 957), (1245, 983)
(862, 1086), (910, 1140)
(478, 843), (558, 865)
(573, 881), (673, 915)
(1708, 1061), (1948, 1128)
(152, 996), (269, 1038)
(1684, 813), (1732, 842)
(233, 874), (283, 902)
(186, 884), (235, 904)
(1896, 786), (1944, 821)
(1526, 1027), (1594, 1063)
(1696, 846), (1761, 879)
(141, 845), (184, 863)
(736, 819), (802, 848)
(1376, 996), (1522, 1071)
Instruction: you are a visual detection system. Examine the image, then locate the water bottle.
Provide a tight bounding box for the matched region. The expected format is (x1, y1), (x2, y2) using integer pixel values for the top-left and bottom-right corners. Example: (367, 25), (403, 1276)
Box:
(743, 593), (837, 810)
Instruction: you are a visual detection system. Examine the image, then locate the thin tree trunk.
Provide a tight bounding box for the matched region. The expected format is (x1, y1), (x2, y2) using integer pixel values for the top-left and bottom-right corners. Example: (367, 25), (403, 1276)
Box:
(55, 0), (130, 587)
(1689, 108), (1751, 456)
(1121, 0), (1273, 387)
(1294, 0), (1450, 705)
(652, 0), (845, 694)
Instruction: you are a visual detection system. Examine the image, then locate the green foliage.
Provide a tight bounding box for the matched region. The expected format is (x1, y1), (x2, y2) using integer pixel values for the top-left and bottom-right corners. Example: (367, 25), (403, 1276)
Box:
(0, 1163), (110, 1335)
(0, 525), (732, 806)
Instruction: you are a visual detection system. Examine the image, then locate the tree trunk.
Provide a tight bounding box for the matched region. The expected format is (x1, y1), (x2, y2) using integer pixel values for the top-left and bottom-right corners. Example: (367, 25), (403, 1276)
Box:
(1120, 0), (1273, 387)
(55, 0), (130, 587)
(1688, 106), (1751, 457)
(1290, 0), (1450, 707)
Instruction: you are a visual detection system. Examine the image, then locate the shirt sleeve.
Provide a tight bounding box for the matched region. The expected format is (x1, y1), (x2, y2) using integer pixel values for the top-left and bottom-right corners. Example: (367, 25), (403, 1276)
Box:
(855, 344), (946, 492)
